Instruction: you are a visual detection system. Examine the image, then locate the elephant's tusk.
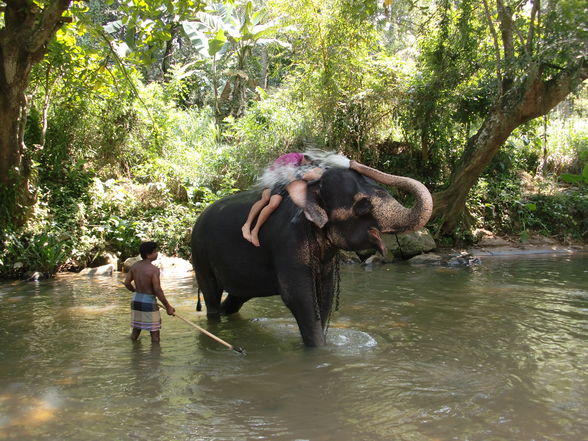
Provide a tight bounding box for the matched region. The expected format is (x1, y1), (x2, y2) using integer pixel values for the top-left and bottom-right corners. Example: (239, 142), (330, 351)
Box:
(368, 227), (387, 255)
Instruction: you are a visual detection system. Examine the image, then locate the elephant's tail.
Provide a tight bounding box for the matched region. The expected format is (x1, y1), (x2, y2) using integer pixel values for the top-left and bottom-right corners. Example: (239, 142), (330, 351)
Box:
(196, 288), (202, 312)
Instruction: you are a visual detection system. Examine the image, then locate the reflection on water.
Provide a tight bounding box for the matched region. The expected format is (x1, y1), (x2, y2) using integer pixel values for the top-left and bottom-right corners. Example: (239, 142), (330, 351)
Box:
(0, 254), (587, 440)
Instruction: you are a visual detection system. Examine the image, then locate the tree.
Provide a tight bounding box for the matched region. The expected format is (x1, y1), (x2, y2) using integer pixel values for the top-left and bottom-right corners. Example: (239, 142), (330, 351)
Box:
(101, 0), (206, 82)
(274, 0), (383, 151)
(416, 0), (587, 233)
(182, 1), (290, 121)
(0, 0), (73, 226)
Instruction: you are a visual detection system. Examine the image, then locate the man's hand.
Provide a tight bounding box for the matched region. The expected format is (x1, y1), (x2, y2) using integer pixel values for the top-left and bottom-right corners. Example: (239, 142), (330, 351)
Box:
(166, 305), (176, 316)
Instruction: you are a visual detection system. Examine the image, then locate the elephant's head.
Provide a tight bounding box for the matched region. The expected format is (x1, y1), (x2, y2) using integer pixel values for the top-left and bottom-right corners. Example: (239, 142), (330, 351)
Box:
(303, 161), (433, 254)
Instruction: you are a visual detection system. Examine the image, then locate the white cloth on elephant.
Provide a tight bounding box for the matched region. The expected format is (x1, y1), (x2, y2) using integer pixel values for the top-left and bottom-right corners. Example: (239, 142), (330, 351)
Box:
(259, 164), (311, 189)
(257, 150), (350, 189)
(304, 149), (351, 169)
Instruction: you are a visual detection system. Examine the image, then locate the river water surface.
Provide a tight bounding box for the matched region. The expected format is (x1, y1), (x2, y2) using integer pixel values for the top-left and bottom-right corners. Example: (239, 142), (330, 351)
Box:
(0, 254), (586, 441)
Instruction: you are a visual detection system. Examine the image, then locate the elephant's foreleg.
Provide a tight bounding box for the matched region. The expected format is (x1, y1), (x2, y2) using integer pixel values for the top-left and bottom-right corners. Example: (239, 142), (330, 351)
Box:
(282, 292), (326, 347)
(318, 261), (336, 330)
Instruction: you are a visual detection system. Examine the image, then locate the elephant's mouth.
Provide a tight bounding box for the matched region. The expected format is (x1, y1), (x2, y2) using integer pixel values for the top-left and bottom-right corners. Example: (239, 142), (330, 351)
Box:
(368, 227), (387, 255)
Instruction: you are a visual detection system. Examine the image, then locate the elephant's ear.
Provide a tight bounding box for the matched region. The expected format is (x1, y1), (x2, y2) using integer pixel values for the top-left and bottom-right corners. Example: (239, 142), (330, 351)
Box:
(303, 185), (328, 228)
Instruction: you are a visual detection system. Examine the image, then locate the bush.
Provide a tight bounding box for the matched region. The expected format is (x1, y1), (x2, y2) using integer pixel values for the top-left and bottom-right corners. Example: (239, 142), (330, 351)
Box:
(468, 171), (587, 242)
(525, 190), (588, 241)
(0, 177), (206, 278)
(72, 178), (201, 262)
(222, 88), (309, 187)
(0, 228), (68, 278)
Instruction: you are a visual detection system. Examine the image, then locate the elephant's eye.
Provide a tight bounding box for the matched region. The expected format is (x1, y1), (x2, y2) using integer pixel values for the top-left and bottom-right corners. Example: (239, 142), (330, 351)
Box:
(353, 197), (372, 217)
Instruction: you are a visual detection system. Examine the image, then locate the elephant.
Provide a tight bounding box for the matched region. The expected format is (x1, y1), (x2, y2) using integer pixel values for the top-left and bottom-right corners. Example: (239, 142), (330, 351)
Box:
(190, 160), (433, 347)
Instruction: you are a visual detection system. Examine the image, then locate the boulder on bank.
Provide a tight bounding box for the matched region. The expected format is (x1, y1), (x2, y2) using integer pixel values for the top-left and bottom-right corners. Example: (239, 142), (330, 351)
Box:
(79, 264), (115, 276)
(89, 252), (119, 270)
(474, 229), (513, 247)
(383, 228), (437, 259)
(123, 254), (192, 274)
(123, 256), (141, 271)
(408, 253), (443, 265)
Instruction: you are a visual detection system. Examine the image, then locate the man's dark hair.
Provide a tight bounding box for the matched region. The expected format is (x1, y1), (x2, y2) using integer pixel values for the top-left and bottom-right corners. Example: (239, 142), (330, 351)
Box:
(140, 241), (158, 259)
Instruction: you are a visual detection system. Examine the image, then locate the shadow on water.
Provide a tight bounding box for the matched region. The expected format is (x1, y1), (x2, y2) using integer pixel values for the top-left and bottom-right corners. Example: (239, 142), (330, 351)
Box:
(0, 254), (587, 440)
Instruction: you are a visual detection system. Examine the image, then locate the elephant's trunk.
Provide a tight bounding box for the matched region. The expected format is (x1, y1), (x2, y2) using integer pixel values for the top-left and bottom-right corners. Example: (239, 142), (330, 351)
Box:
(349, 160), (433, 233)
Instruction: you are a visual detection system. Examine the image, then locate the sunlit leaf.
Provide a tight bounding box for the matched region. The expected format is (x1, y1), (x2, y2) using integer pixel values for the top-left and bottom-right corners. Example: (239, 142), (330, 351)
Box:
(103, 20), (123, 34)
(182, 21), (210, 58)
(195, 11), (224, 33)
(208, 29), (227, 56)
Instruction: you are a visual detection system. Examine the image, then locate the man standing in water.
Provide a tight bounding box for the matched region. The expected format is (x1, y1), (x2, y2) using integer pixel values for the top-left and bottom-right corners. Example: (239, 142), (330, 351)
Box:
(124, 241), (175, 343)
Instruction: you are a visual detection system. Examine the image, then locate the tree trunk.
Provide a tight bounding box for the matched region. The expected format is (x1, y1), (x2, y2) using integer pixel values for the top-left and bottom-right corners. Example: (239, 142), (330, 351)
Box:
(433, 60), (588, 233)
(0, 37), (37, 225)
(229, 48), (249, 119)
(0, 0), (72, 225)
(161, 23), (179, 79)
(230, 72), (248, 119)
(259, 47), (268, 90)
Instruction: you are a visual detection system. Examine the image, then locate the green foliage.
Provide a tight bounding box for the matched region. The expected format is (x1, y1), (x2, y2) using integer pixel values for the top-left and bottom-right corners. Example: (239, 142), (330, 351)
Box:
(525, 190), (588, 240)
(328, 54), (404, 159)
(78, 178), (199, 260)
(222, 87), (308, 185)
(397, 0), (490, 182)
(180, 1), (292, 119)
(468, 171), (588, 242)
(0, 184), (19, 232)
(540, 0), (588, 64)
(0, 229), (68, 278)
(397, 0), (588, 188)
(0, 176), (210, 278)
(560, 164), (588, 185)
(101, 0), (207, 77)
(275, 0), (384, 151)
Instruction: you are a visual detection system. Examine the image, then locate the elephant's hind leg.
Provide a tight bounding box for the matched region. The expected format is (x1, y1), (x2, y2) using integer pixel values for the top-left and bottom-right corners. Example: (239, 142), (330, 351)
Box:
(196, 272), (223, 319)
(221, 295), (249, 315)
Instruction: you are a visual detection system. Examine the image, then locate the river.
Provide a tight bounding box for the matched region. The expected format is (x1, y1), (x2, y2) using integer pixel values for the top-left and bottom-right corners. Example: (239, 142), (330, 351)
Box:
(0, 253), (586, 440)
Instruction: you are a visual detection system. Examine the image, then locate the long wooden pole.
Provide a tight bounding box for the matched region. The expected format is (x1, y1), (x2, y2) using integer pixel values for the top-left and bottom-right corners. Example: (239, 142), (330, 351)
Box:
(159, 303), (245, 354)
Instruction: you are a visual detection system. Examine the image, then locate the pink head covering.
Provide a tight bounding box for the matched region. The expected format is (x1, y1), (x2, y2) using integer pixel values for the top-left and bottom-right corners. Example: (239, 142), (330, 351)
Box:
(272, 152), (305, 168)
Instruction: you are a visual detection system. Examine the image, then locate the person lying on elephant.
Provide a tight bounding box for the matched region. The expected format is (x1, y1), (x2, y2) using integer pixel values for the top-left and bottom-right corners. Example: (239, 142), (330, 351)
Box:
(242, 152), (323, 247)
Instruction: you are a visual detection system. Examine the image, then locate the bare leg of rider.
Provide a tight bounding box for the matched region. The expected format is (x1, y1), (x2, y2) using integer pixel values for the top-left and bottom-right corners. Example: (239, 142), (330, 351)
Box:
(250, 194), (283, 247)
(242, 188), (271, 242)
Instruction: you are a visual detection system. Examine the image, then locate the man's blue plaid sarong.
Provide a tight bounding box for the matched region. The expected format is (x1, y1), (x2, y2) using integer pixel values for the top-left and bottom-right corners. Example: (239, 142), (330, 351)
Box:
(131, 293), (161, 331)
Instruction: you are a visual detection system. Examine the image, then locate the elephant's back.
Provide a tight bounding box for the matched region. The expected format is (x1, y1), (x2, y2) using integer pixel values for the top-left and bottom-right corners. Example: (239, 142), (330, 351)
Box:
(191, 189), (272, 263)
(191, 189), (280, 295)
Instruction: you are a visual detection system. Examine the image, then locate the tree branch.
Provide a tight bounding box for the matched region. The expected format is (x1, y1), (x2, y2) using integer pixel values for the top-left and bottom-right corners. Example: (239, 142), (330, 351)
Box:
(519, 58), (588, 123)
(432, 57), (587, 234)
(27, 0), (73, 55)
(525, 0), (540, 56)
(482, 0), (503, 93)
(496, 0), (515, 88)
(496, 0), (514, 58)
